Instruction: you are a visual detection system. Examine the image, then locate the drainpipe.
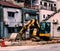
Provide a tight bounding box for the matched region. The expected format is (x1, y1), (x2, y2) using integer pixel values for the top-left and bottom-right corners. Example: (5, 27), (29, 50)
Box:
(31, 0), (32, 8)
(21, 9), (24, 27)
(0, 5), (4, 38)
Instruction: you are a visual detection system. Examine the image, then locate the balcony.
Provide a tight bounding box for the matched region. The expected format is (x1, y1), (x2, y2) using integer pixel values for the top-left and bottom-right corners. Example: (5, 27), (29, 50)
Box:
(40, 5), (57, 12)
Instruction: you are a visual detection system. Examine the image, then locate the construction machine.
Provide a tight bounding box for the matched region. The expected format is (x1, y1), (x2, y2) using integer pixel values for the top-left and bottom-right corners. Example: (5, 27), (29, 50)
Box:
(19, 19), (51, 41)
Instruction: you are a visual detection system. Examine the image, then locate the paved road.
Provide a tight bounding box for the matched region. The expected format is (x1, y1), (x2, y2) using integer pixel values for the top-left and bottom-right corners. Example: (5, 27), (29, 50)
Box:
(19, 44), (60, 51)
(22, 44), (60, 51)
(0, 44), (60, 51)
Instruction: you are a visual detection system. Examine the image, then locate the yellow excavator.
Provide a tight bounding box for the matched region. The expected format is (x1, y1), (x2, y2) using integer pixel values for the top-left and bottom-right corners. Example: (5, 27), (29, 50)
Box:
(19, 19), (51, 41)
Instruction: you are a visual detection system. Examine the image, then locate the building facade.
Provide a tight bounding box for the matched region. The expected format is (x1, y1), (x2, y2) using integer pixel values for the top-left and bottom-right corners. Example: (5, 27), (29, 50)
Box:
(46, 10), (60, 37)
(39, 0), (57, 22)
(0, 1), (22, 38)
(0, 1), (39, 39)
(39, 0), (60, 22)
(39, 0), (60, 38)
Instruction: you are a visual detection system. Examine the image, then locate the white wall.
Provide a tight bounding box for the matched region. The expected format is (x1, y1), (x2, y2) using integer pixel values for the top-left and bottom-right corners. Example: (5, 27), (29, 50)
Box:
(47, 12), (60, 37)
(56, 0), (60, 10)
(3, 8), (22, 27)
(40, 10), (54, 22)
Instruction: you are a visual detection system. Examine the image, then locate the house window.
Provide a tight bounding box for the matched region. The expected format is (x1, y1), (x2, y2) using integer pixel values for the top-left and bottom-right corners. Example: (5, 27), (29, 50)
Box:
(43, 15), (45, 18)
(25, 13), (30, 21)
(57, 27), (60, 31)
(8, 27), (15, 33)
(49, 3), (51, 7)
(44, 2), (47, 6)
(51, 4), (53, 11)
(54, 4), (56, 6)
(40, 1), (42, 5)
(47, 14), (50, 18)
(8, 12), (15, 18)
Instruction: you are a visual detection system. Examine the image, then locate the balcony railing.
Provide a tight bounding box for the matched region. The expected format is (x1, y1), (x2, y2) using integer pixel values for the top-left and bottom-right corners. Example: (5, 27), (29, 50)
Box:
(40, 5), (57, 12)
(4, 21), (22, 27)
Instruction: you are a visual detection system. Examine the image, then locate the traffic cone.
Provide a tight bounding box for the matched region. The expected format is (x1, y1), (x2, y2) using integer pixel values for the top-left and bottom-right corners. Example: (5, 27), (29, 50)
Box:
(1, 39), (6, 47)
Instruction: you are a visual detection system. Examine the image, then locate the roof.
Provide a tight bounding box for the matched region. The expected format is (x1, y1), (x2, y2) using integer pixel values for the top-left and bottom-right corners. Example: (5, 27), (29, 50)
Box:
(22, 8), (38, 14)
(42, 0), (56, 3)
(43, 9), (60, 21)
(0, 1), (20, 8)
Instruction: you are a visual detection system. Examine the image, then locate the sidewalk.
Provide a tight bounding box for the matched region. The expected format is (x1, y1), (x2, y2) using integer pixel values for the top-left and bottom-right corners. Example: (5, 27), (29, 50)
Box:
(0, 46), (36, 51)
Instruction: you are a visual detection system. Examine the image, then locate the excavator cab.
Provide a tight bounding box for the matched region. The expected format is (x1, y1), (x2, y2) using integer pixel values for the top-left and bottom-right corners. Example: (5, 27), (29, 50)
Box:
(39, 22), (51, 40)
(18, 8), (51, 41)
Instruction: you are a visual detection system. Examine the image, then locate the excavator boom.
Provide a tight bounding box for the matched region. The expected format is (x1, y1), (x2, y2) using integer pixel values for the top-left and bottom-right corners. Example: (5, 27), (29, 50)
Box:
(19, 19), (40, 37)
(18, 19), (51, 41)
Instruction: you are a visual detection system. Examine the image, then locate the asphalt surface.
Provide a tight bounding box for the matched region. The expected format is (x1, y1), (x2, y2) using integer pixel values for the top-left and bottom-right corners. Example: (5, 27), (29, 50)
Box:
(0, 44), (60, 51)
(23, 44), (60, 51)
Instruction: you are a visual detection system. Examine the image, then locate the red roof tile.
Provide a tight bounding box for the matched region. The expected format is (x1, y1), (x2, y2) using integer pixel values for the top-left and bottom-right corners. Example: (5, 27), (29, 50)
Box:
(0, 1), (20, 8)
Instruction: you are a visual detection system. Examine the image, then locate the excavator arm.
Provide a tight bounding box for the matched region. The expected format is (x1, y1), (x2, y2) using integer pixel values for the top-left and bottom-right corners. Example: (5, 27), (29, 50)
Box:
(19, 19), (40, 38)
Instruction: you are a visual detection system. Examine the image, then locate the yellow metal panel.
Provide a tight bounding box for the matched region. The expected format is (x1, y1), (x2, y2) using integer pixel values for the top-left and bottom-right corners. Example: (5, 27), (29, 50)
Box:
(33, 31), (37, 36)
(39, 34), (51, 37)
